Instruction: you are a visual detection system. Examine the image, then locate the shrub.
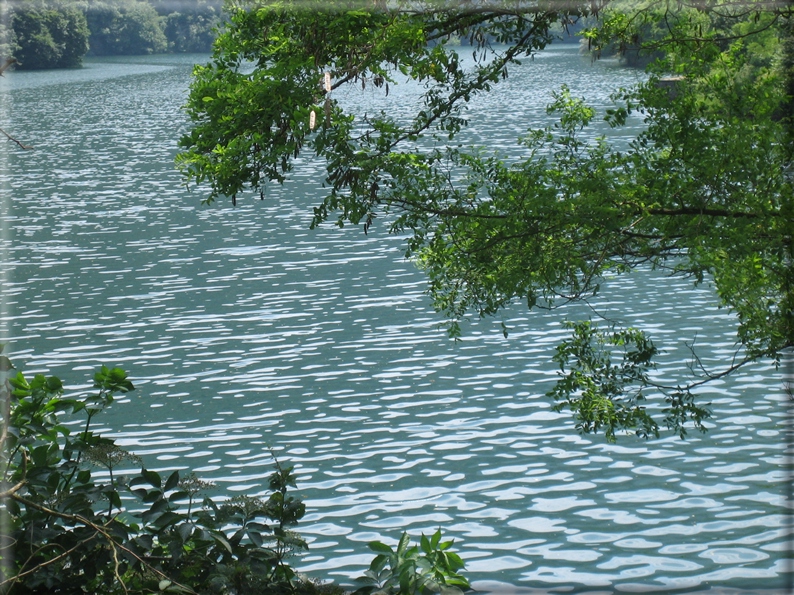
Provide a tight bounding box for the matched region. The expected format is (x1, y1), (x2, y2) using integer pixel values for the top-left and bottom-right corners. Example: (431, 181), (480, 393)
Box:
(0, 354), (470, 595)
(354, 531), (471, 595)
(0, 358), (309, 594)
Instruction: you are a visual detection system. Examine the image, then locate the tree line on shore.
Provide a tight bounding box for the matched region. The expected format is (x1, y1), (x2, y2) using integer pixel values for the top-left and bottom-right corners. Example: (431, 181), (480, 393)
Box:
(0, 0), (224, 70)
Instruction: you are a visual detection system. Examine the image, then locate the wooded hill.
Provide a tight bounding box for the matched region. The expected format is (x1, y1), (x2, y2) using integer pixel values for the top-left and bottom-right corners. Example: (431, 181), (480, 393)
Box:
(1, 0), (224, 70)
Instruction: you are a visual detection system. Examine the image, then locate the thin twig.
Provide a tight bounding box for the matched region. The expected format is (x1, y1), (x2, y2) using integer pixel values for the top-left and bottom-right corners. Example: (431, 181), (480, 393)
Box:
(0, 536), (95, 590)
(648, 356), (755, 392)
(0, 126), (32, 150)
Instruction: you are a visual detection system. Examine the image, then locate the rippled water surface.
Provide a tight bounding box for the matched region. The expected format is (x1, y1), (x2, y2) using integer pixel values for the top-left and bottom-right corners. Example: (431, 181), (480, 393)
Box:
(2, 46), (791, 592)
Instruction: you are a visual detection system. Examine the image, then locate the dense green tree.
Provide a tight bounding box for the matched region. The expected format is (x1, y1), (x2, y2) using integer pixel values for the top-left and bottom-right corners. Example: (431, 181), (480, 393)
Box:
(178, 0), (791, 441)
(83, 1), (121, 55)
(163, 9), (220, 53)
(9, 9), (60, 69)
(153, 0), (224, 53)
(85, 0), (168, 56)
(10, 1), (89, 69)
(5, 0), (222, 64)
(0, 17), (17, 61)
(47, 3), (90, 67)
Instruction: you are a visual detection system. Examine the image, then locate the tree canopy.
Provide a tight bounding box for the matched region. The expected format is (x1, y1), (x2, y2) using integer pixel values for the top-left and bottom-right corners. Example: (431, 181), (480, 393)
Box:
(2, 0), (224, 69)
(177, 0), (793, 442)
(9, 1), (89, 69)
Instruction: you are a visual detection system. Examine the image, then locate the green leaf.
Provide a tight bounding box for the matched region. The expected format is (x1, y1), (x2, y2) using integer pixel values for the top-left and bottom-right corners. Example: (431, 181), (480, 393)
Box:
(212, 532), (233, 554)
(369, 553), (388, 574)
(94, 365), (134, 394)
(152, 511), (182, 530)
(168, 490), (189, 503)
(164, 470), (180, 492)
(368, 540), (393, 554)
(399, 567), (411, 594)
(248, 529), (264, 547)
(420, 533), (432, 555)
(141, 468), (162, 489)
(177, 523), (193, 543)
(397, 532), (410, 555)
(31, 443), (53, 467)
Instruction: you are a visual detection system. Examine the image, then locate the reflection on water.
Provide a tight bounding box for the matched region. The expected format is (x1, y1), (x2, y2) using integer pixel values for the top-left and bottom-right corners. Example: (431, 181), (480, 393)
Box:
(2, 47), (791, 592)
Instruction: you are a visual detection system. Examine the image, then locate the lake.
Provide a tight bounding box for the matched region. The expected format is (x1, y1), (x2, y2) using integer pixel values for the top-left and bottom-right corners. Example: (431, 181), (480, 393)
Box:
(1, 45), (791, 593)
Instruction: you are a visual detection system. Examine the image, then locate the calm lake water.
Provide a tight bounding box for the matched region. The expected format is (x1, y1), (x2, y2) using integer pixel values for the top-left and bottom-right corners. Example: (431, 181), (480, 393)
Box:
(2, 46), (792, 593)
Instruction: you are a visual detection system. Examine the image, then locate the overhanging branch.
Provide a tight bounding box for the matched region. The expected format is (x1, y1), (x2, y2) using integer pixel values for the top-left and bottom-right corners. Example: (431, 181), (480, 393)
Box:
(648, 206), (779, 218)
(0, 126), (32, 150)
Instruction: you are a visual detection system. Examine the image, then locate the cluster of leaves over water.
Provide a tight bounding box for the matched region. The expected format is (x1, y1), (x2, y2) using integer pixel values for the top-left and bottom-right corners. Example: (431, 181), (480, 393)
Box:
(178, 1), (792, 441)
(548, 321), (711, 442)
(354, 531), (469, 595)
(0, 356), (323, 595)
(177, 0), (571, 211)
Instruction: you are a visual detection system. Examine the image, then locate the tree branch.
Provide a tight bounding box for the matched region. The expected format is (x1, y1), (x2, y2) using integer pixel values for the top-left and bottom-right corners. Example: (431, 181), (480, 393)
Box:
(1, 536), (97, 591)
(648, 354), (757, 393)
(0, 126), (32, 150)
(0, 478), (25, 499)
(9, 493), (199, 595)
(648, 206), (779, 218)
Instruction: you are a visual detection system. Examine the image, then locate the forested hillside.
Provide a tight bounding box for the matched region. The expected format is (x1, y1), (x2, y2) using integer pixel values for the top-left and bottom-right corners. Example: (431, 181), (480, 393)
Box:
(1, 0), (224, 70)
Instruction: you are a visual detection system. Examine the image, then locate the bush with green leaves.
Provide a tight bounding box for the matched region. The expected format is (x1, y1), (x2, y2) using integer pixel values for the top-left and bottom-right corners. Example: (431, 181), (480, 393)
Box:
(354, 531), (470, 595)
(0, 359), (324, 594)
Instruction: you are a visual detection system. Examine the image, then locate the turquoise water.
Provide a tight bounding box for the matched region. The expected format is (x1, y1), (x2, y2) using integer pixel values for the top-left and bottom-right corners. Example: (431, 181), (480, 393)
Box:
(2, 46), (791, 592)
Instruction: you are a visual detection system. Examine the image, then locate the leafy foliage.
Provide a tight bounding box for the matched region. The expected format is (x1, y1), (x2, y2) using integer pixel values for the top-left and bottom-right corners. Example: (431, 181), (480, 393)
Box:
(178, 1), (792, 441)
(84, 0), (169, 56)
(0, 358), (343, 594)
(177, 0), (568, 207)
(5, 0), (223, 64)
(10, 1), (90, 69)
(160, 0), (224, 54)
(548, 321), (710, 442)
(84, 0), (223, 56)
(354, 530), (470, 595)
(0, 357), (462, 593)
